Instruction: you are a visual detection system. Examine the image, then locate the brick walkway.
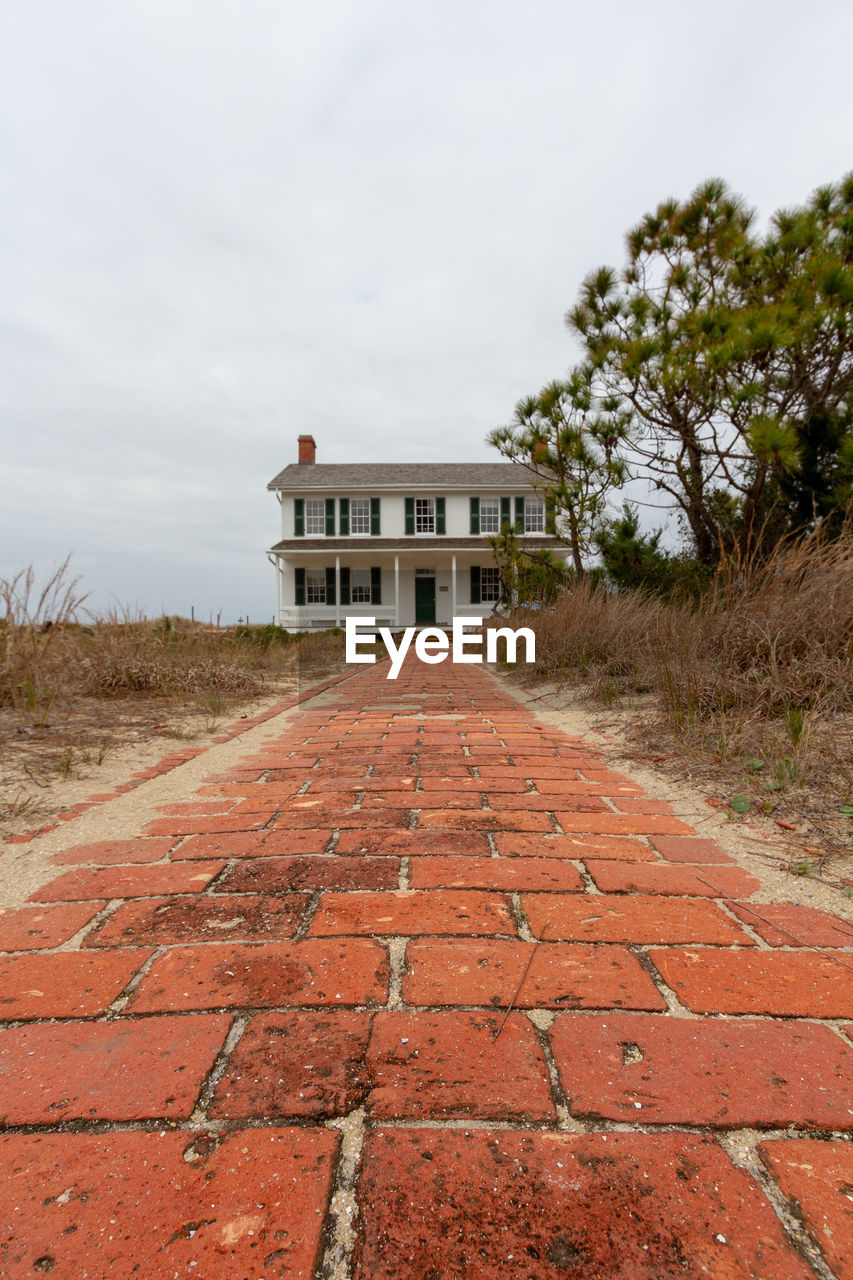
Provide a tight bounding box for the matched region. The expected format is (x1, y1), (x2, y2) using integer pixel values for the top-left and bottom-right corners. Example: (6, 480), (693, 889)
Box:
(1, 661), (851, 1278)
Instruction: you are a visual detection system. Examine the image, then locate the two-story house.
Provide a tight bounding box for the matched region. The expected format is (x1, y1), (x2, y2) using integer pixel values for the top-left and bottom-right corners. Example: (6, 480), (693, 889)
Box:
(267, 435), (565, 629)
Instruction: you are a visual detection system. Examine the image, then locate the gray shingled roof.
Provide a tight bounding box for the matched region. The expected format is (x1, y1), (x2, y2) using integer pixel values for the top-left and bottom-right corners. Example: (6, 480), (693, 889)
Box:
(267, 462), (538, 490)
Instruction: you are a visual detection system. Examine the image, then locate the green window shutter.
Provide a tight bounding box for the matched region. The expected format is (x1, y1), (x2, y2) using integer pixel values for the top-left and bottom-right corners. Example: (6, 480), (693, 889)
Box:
(405, 497), (415, 535)
(546, 496), (556, 534)
(294, 498), (304, 537)
(294, 567), (305, 606)
(325, 566), (336, 605)
(500, 496), (511, 529)
(514, 496), (526, 532)
(325, 498), (335, 537)
(370, 497), (380, 535)
(435, 496), (446, 535)
(371, 566), (382, 605)
(339, 497), (349, 536)
(470, 565), (481, 605)
(469, 497), (480, 535)
(339, 567), (350, 606)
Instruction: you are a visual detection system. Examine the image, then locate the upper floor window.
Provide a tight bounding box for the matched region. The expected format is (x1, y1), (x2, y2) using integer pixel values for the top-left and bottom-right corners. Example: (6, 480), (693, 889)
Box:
(415, 497), (435, 533)
(525, 498), (546, 533)
(350, 498), (371, 534)
(480, 498), (500, 533)
(304, 499), (325, 535)
(405, 495), (445, 536)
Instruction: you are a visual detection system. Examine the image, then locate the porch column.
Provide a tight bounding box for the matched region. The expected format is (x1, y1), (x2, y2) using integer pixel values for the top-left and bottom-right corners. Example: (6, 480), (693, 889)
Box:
(335, 555), (341, 628)
(451, 554), (457, 618)
(275, 554), (281, 622)
(394, 555), (400, 627)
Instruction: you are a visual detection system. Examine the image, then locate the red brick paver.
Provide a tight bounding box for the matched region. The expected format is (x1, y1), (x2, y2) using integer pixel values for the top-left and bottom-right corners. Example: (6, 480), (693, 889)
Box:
(3, 657), (850, 1278)
(550, 1012), (853, 1128)
(0, 1015), (229, 1124)
(760, 1139), (853, 1280)
(0, 1128), (337, 1277)
(353, 1130), (812, 1279)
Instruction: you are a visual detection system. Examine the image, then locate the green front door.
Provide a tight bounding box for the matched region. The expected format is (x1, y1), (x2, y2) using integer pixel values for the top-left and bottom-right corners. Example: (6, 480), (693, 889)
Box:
(415, 576), (436, 624)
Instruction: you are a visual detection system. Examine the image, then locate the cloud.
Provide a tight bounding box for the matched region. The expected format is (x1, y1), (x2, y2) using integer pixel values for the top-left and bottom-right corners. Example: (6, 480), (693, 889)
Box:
(1, 0), (851, 617)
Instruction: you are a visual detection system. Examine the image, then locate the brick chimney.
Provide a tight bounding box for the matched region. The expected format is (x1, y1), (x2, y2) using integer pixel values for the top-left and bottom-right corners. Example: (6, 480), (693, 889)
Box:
(298, 434), (316, 464)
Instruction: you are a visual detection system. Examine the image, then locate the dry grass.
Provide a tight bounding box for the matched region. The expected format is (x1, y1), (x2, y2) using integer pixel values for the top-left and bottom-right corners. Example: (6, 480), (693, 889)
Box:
(0, 562), (347, 834)
(492, 529), (853, 858)
(0, 560), (345, 722)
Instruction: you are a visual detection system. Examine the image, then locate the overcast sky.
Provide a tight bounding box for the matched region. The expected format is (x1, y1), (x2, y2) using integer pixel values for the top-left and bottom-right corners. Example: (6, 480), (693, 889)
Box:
(2, 1), (851, 622)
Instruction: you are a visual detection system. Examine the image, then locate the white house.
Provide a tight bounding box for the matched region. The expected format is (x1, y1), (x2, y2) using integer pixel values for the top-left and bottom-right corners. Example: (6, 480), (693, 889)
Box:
(267, 435), (565, 630)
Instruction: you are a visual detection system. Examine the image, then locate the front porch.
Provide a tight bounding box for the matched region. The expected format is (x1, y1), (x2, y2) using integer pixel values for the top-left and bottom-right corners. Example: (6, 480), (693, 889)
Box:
(266, 548), (502, 631)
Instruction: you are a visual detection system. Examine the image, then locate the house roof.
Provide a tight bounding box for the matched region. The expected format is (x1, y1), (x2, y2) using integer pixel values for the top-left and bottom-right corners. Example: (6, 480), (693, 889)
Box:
(269, 536), (563, 553)
(267, 462), (538, 490)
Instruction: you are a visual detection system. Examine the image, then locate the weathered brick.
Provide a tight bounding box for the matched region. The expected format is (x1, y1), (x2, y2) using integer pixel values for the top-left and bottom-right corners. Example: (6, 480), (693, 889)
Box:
(128, 939), (389, 1012)
(416, 808), (554, 831)
(760, 1139), (853, 1280)
(270, 806), (411, 829)
(0, 901), (104, 951)
(0, 1128), (337, 1277)
(0, 949), (151, 1019)
(336, 829), (490, 857)
(143, 813), (270, 836)
(30, 861), (225, 902)
(363, 789), (484, 809)
(210, 1009), (373, 1119)
(488, 792), (608, 811)
(0, 1014), (229, 1124)
(49, 837), (176, 866)
(403, 938), (666, 1010)
(353, 1130), (811, 1279)
(308, 889), (514, 937)
(650, 835), (734, 863)
(652, 948), (853, 1016)
(554, 812), (695, 835)
(417, 774), (528, 792)
(728, 901), (853, 948)
(83, 893), (309, 947)
(495, 832), (656, 860)
(550, 1013), (853, 1128)
(408, 856), (583, 892)
(365, 1010), (554, 1121)
(258, 828), (335, 856)
(169, 831), (269, 859)
(584, 861), (761, 897)
(523, 893), (753, 945)
(215, 855), (400, 893)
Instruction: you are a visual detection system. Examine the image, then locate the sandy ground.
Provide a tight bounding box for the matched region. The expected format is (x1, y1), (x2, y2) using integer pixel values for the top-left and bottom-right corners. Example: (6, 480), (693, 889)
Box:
(0, 681), (300, 840)
(0, 677), (353, 911)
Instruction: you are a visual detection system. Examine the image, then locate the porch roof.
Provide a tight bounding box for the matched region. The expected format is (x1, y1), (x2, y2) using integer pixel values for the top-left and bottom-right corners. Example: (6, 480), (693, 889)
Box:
(269, 536), (563, 553)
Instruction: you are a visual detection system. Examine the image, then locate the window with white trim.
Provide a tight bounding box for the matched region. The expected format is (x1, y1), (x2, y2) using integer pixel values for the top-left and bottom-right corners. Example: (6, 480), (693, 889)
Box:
(525, 498), (546, 533)
(350, 498), (370, 534)
(305, 500), (325, 535)
(480, 498), (500, 533)
(350, 569), (371, 603)
(415, 497), (435, 533)
(305, 570), (326, 603)
(480, 566), (501, 601)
